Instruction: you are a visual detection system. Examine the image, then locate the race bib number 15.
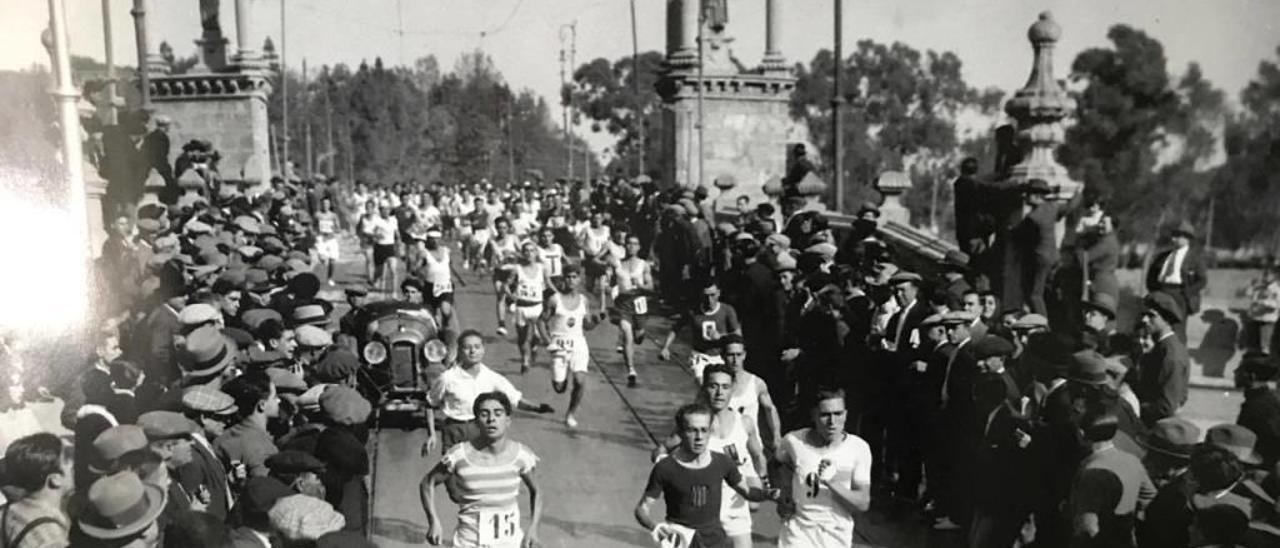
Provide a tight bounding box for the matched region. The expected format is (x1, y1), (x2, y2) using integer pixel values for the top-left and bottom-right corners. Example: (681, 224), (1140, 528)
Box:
(479, 507), (519, 544)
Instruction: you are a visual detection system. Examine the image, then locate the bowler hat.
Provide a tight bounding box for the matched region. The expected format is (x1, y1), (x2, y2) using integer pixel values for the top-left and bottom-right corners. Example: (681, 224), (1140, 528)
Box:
(1081, 291), (1118, 319)
(77, 472), (167, 540)
(1170, 221), (1196, 239)
(1138, 417), (1200, 460)
(1068, 349), (1110, 385)
(1205, 424), (1264, 466)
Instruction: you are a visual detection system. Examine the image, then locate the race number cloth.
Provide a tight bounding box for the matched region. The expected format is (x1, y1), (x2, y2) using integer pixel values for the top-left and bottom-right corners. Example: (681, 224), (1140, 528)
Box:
(644, 453), (742, 541)
(651, 522), (696, 548)
(775, 428), (873, 548)
(442, 441), (538, 548)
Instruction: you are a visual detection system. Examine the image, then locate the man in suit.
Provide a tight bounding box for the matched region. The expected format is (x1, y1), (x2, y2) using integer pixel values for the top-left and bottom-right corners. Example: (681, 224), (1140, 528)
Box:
(968, 335), (1034, 547)
(1138, 292), (1191, 426)
(1146, 221), (1207, 340)
(881, 272), (931, 507)
(932, 310), (981, 531)
(953, 157), (992, 258)
(138, 264), (187, 386)
(141, 114), (174, 204)
(1013, 179), (1061, 316)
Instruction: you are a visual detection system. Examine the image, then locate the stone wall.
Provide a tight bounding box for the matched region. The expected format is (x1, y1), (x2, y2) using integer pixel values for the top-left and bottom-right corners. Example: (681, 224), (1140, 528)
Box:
(152, 94), (270, 187)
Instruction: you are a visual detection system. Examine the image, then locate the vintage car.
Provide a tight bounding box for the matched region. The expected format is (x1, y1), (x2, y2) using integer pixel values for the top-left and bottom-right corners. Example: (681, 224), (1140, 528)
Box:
(349, 301), (450, 418)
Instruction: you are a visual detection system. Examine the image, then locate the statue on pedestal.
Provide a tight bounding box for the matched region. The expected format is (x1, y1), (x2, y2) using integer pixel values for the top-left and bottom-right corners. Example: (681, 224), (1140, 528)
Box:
(196, 0), (229, 72)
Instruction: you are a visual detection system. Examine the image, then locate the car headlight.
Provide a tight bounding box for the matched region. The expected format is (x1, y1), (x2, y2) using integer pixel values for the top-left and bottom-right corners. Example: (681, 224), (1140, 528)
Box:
(363, 341), (388, 364)
(423, 339), (448, 362)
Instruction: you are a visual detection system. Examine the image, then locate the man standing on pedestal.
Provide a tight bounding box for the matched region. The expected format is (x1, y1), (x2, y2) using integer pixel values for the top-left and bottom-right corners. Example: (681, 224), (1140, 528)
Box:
(953, 158), (992, 259)
(1012, 179), (1060, 316)
(142, 114), (175, 204)
(1145, 221), (1207, 340)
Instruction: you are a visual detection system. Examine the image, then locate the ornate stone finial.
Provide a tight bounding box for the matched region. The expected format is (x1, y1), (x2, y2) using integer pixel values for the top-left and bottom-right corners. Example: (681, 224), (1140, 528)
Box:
(1002, 11), (1080, 202)
(875, 171), (912, 225)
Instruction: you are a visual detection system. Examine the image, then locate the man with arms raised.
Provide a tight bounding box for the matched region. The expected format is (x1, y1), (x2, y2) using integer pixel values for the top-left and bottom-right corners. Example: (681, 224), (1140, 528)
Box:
(420, 391), (544, 548)
(775, 387), (872, 548)
(636, 403), (780, 548)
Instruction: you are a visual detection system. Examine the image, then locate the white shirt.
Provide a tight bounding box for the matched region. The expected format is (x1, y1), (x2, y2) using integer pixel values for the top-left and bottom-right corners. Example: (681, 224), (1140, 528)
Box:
(1160, 246), (1188, 285)
(427, 363), (523, 422)
(777, 429), (871, 548)
(369, 216), (399, 246)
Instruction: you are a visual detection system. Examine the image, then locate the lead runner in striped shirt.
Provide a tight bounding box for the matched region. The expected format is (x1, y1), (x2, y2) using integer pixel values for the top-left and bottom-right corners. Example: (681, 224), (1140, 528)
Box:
(420, 391), (544, 548)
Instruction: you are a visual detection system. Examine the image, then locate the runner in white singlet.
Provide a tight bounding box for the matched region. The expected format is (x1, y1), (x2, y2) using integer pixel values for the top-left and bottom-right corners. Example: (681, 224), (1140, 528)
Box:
(487, 217), (522, 337)
(538, 264), (598, 429)
(421, 228), (455, 324)
(719, 335), (783, 456)
(535, 226), (564, 284)
(510, 241), (548, 374)
(421, 391), (544, 548)
(776, 388), (872, 548)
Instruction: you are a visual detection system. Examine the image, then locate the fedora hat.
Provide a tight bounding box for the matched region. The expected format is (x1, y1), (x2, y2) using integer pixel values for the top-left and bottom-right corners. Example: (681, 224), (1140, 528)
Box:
(1139, 417), (1200, 460)
(290, 304), (330, 327)
(1170, 220), (1196, 239)
(1068, 349), (1110, 385)
(1144, 291), (1185, 325)
(1205, 424), (1264, 466)
(179, 326), (235, 378)
(1081, 291), (1118, 319)
(77, 472), (167, 540)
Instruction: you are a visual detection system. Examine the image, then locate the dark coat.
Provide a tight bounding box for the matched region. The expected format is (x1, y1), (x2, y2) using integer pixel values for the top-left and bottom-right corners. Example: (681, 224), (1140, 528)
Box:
(1238, 386), (1280, 469)
(1081, 230), (1121, 300)
(1137, 334), (1190, 425)
(139, 304), (182, 385)
(1145, 246), (1208, 314)
(180, 438), (233, 520)
(954, 174), (993, 256)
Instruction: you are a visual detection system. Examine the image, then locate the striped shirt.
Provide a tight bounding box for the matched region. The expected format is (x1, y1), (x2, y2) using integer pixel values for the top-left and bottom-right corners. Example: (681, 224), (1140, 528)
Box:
(442, 441), (538, 547)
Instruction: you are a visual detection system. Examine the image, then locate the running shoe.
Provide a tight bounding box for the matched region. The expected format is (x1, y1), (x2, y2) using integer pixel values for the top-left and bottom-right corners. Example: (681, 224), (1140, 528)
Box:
(496, 324), (508, 337)
(565, 414), (578, 429)
(627, 372), (637, 388)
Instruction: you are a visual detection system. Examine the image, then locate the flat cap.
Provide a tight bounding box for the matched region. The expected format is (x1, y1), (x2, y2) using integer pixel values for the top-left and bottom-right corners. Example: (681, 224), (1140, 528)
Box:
(920, 313), (944, 328)
(257, 255), (285, 273)
(93, 425), (148, 465)
(773, 253), (797, 273)
(888, 271), (923, 285)
(311, 349), (360, 384)
(1144, 291), (1185, 324)
(940, 310), (977, 325)
(178, 303), (221, 327)
(295, 325), (333, 348)
(765, 233), (791, 248)
(266, 450), (326, 475)
(240, 477), (293, 522)
(181, 385), (237, 415)
(241, 308), (283, 331)
(268, 495), (345, 542)
(1011, 313), (1050, 331)
(136, 411), (199, 440)
(319, 386), (372, 426)
(804, 242), (837, 260)
(266, 367), (308, 394)
(971, 336), (1015, 360)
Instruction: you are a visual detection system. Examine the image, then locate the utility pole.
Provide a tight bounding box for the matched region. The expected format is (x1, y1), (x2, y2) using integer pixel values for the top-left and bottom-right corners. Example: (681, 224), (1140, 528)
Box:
(280, 0), (289, 179)
(303, 58), (313, 179)
(325, 70), (335, 177)
(630, 0), (644, 177)
(101, 0), (117, 125)
(130, 0), (152, 110)
(696, 9), (705, 190)
(559, 26), (571, 180)
(505, 100), (516, 184)
(833, 0), (845, 211)
(568, 21), (578, 182)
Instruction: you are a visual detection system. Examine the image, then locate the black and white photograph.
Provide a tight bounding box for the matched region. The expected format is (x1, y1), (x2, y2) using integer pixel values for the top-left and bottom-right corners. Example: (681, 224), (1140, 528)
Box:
(2, 1), (1280, 547)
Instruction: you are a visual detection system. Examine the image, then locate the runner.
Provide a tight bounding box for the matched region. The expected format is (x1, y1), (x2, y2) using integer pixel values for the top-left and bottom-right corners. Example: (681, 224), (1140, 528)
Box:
(467, 197), (495, 272)
(356, 200), (379, 283)
(313, 197), (341, 285)
(420, 391), (545, 548)
(577, 210), (612, 311)
(660, 279), (742, 382)
(368, 202), (401, 295)
(511, 241), (550, 374)
(420, 227), (456, 324)
(774, 387), (872, 548)
(654, 364), (770, 548)
(610, 234), (653, 387)
(486, 217), (522, 337)
(635, 403), (780, 548)
(535, 226), (565, 284)
(719, 334), (784, 456)
(538, 264), (599, 429)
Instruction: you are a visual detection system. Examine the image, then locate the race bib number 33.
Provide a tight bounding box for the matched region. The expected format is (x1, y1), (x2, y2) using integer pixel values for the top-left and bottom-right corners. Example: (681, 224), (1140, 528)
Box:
(479, 507), (520, 544)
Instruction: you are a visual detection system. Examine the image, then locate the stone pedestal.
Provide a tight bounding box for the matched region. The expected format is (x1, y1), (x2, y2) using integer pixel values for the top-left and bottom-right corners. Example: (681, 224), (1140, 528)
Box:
(656, 71), (803, 211)
(148, 70), (273, 193)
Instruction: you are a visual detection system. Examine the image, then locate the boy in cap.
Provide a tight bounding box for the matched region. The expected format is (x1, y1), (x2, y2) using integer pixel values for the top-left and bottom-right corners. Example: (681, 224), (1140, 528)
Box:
(1, 433), (72, 548)
(1138, 293), (1190, 426)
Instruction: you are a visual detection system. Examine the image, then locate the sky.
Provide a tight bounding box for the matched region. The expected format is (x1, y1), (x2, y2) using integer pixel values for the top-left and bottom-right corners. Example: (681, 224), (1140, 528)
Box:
(3, 0), (1278, 151)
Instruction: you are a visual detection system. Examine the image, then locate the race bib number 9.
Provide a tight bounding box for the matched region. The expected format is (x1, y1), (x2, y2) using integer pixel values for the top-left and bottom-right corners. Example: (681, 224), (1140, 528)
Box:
(700, 321), (720, 342)
(479, 507), (519, 544)
(632, 296), (648, 315)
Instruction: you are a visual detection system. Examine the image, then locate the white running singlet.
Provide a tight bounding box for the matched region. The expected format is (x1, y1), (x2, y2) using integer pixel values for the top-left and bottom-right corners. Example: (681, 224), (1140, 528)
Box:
(776, 429), (872, 548)
(708, 411), (756, 537)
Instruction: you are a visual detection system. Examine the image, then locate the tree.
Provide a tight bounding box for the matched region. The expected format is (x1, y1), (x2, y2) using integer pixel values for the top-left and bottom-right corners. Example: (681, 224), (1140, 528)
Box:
(566, 51), (666, 178)
(1214, 45), (1280, 252)
(791, 40), (1004, 221)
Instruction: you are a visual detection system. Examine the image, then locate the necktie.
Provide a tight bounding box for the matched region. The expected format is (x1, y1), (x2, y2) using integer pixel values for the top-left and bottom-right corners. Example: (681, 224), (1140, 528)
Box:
(1160, 251), (1178, 283)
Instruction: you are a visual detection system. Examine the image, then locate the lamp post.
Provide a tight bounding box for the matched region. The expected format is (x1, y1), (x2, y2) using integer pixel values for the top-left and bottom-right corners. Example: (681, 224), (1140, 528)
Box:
(833, 0), (845, 212)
